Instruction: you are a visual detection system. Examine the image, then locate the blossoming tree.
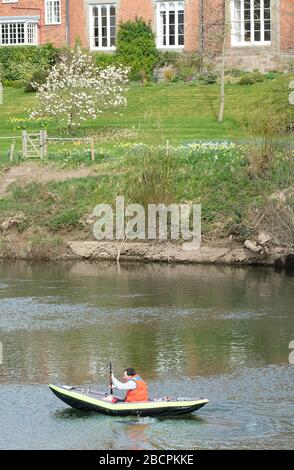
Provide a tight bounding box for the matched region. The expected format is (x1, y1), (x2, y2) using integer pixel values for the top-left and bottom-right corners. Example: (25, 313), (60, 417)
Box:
(30, 47), (129, 133)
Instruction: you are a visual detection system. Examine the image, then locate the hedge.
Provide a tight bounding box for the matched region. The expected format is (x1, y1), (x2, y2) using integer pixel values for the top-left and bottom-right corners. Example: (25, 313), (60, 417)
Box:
(0, 44), (57, 82)
(116, 19), (158, 80)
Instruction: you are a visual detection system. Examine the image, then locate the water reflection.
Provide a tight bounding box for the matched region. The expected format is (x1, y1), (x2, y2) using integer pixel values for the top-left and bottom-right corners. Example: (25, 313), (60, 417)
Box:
(0, 261), (293, 449)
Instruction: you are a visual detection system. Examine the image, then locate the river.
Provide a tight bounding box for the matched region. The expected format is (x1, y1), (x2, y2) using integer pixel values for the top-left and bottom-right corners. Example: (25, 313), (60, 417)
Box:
(0, 261), (293, 449)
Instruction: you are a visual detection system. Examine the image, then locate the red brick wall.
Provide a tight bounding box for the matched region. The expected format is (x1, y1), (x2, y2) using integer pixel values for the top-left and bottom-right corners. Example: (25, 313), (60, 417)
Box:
(118, 0), (153, 23)
(0, 0), (67, 46)
(185, 0), (200, 52)
(69, 0), (87, 47)
(280, 0), (294, 52)
(1, 0), (294, 55)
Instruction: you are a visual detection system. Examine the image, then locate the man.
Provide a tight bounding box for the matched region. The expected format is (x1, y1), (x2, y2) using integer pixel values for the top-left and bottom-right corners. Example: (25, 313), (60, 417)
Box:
(104, 367), (149, 403)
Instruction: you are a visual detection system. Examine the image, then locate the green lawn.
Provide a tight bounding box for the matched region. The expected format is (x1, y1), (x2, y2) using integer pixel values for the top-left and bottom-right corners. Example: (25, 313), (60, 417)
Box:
(0, 76), (293, 247)
(0, 76), (292, 159)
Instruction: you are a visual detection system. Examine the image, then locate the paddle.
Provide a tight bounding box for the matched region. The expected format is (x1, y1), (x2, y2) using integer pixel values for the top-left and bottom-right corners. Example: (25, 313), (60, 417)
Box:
(109, 362), (113, 395)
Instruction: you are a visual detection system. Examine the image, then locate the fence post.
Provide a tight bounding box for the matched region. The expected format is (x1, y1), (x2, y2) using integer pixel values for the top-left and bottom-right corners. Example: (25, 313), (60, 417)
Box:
(90, 138), (95, 161)
(9, 141), (15, 162)
(0, 81), (3, 105)
(40, 130), (48, 159)
(166, 139), (170, 157)
(22, 130), (27, 158)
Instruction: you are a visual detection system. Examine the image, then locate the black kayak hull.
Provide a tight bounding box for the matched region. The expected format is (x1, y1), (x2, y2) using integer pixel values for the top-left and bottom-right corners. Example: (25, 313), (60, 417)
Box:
(49, 384), (209, 417)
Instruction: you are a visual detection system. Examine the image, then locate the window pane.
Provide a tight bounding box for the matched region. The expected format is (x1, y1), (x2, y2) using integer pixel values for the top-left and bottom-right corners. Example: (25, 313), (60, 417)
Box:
(18, 23), (25, 43)
(92, 5), (116, 48)
(245, 20), (251, 31)
(264, 9), (271, 20)
(158, 1), (184, 47)
(169, 13), (175, 25)
(264, 30), (271, 41)
(178, 35), (184, 46)
(244, 8), (251, 20)
(264, 0), (270, 8)
(0, 22), (37, 45)
(46, 1), (61, 23)
(160, 11), (166, 46)
(245, 31), (251, 41)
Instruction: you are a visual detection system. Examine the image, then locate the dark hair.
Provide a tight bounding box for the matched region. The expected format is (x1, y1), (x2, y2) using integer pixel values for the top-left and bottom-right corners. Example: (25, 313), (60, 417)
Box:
(124, 367), (137, 376)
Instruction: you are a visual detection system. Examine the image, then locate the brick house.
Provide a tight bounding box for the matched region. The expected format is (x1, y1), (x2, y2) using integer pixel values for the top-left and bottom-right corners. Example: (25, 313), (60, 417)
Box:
(0, 0), (293, 70)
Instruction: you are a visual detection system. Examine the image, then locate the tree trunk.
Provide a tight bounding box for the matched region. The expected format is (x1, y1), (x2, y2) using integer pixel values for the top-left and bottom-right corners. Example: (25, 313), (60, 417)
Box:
(218, 41), (225, 123)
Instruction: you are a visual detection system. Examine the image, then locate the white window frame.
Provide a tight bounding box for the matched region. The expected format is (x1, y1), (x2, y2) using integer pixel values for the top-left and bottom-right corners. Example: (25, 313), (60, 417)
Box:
(0, 20), (38, 46)
(45, 0), (61, 25)
(156, 1), (185, 49)
(231, 0), (271, 46)
(89, 4), (116, 51)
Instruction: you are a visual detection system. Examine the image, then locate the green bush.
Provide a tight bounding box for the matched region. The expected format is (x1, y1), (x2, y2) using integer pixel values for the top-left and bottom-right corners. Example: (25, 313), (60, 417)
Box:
(238, 71), (265, 85)
(264, 70), (283, 80)
(116, 19), (158, 80)
(198, 68), (217, 84)
(2, 79), (26, 88)
(0, 44), (57, 82)
(47, 208), (82, 232)
(24, 71), (49, 93)
(225, 68), (246, 78)
(94, 52), (120, 68)
(156, 52), (202, 82)
(156, 51), (180, 68)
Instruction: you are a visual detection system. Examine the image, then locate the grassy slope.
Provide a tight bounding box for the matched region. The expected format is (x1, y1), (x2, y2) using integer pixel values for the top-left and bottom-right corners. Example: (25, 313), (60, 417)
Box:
(0, 76), (292, 154)
(0, 76), (293, 247)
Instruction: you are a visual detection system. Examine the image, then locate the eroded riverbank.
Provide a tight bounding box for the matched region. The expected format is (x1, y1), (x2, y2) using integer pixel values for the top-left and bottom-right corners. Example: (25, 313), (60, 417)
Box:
(1, 237), (294, 268)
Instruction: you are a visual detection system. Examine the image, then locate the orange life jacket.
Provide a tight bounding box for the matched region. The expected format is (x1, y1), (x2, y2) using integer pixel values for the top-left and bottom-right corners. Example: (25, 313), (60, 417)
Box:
(125, 375), (149, 402)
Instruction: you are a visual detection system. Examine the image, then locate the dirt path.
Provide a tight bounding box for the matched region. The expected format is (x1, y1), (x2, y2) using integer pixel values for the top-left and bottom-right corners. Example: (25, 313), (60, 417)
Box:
(0, 162), (94, 196)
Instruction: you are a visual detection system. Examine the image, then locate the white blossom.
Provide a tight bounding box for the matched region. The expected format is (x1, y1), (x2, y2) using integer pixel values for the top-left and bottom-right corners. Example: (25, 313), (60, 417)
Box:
(30, 47), (129, 133)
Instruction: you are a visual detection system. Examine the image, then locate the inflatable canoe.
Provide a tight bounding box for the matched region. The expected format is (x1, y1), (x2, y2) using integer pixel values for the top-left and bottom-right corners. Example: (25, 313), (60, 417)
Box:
(49, 384), (209, 417)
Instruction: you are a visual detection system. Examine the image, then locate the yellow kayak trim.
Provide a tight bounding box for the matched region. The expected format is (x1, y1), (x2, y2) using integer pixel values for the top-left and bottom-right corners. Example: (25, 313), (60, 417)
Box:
(49, 384), (209, 411)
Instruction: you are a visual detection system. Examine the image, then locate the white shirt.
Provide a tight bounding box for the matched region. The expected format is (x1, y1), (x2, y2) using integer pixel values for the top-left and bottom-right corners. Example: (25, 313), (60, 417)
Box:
(112, 375), (136, 391)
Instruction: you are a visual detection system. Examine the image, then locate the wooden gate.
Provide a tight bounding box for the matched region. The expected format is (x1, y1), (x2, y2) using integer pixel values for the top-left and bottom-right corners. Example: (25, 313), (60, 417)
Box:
(22, 130), (47, 159)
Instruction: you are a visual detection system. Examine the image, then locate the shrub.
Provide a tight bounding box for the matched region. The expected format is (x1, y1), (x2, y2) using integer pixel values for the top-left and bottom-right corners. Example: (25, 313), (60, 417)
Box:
(125, 149), (177, 207)
(116, 19), (158, 80)
(261, 192), (294, 246)
(2, 79), (26, 88)
(156, 52), (202, 82)
(164, 68), (176, 82)
(264, 70), (283, 80)
(24, 71), (49, 93)
(94, 52), (120, 68)
(156, 51), (179, 68)
(0, 44), (57, 81)
(47, 208), (83, 231)
(240, 104), (286, 175)
(198, 68), (217, 84)
(225, 68), (246, 77)
(238, 71), (265, 85)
